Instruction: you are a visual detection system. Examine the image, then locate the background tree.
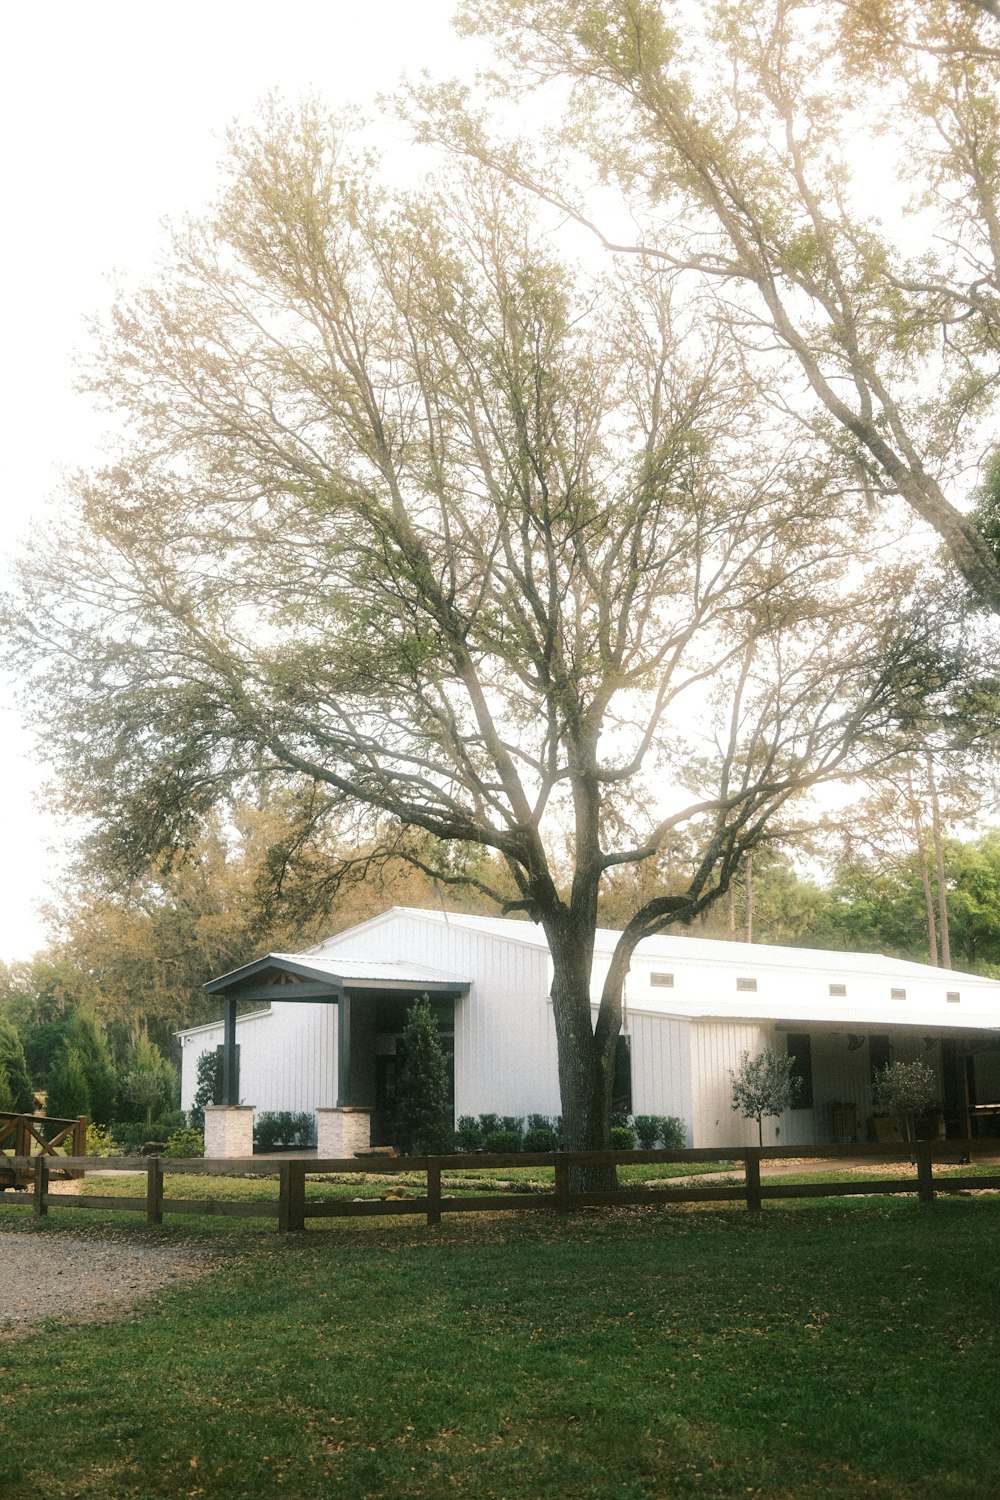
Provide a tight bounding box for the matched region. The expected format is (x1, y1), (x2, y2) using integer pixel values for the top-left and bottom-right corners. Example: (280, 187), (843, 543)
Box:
(393, 997), (453, 1155)
(119, 1032), (177, 1130)
(730, 1047), (803, 1145)
(0, 1017), (34, 1114)
(2, 105), (962, 1166)
(44, 1009), (116, 1124)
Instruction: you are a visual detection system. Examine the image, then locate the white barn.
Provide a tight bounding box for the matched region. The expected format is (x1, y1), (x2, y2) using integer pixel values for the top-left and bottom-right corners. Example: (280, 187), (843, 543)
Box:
(178, 906), (1000, 1155)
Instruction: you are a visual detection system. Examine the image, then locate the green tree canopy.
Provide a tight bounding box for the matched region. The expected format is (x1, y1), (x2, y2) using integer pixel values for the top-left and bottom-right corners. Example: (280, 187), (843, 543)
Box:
(443, 0), (1000, 606)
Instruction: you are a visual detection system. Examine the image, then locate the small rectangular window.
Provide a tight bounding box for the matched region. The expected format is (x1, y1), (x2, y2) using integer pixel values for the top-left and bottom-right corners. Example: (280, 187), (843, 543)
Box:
(736, 977), (757, 992)
(946, 991), (960, 1004)
(890, 987), (906, 1001)
(829, 983), (847, 997)
(650, 972), (674, 988)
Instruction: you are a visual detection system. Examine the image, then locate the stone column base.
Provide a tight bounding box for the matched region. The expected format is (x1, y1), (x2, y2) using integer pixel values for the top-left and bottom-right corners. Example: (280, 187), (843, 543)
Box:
(204, 1105), (254, 1159)
(316, 1107), (371, 1158)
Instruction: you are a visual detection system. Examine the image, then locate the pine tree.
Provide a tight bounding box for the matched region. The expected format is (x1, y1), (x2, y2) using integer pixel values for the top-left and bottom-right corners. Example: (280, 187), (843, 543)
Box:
(0, 1018), (34, 1113)
(393, 997), (452, 1155)
(46, 1045), (91, 1120)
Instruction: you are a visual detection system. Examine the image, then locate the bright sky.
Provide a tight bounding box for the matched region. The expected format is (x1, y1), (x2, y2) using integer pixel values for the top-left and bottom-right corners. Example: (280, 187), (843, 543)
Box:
(0, 0), (483, 965)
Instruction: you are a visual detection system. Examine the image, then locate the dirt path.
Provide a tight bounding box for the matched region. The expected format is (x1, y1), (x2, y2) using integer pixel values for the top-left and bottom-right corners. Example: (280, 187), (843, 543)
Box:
(0, 1228), (224, 1336)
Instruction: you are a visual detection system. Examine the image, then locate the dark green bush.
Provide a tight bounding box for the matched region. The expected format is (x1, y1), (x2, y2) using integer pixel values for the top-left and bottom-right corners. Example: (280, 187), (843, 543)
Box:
(610, 1124), (636, 1150)
(254, 1111), (314, 1151)
(164, 1127), (205, 1158)
(189, 1048), (223, 1131)
(632, 1114), (662, 1149)
(660, 1115), (687, 1148)
(455, 1115), (482, 1151)
(483, 1129), (523, 1154)
(523, 1126), (560, 1152)
(114, 1112), (186, 1153)
(477, 1113), (501, 1140)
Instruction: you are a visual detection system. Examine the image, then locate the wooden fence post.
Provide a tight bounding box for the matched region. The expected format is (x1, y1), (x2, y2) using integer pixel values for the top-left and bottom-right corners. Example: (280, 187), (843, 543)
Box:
(427, 1161), (442, 1226)
(554, 1154), (570, 1214)
(278, 1160), (306, 1232)
(744, 1149), (762, 1215)
(916, 1140), (935, 1204)
(147, 1156), (164, 1225)
(33, 1156), (48, 1218)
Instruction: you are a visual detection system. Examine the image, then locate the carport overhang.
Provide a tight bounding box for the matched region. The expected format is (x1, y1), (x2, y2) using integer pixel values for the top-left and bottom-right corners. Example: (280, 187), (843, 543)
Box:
(203, 954), (471, 1106)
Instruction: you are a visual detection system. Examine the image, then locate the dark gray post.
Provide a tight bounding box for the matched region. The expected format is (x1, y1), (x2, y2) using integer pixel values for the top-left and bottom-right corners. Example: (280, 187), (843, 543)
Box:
(222, 996), (238, 1105)
(336, 989), (350, 1105)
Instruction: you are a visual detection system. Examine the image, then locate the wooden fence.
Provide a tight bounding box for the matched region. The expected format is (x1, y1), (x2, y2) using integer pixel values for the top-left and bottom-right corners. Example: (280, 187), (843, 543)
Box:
(1, 1141), (998, 1231)
(0, 1113), (87, 1188)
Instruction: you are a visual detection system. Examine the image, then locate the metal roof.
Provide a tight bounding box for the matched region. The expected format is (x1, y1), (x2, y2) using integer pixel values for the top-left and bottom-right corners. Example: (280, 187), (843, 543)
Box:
(312, 907), (1000, 992)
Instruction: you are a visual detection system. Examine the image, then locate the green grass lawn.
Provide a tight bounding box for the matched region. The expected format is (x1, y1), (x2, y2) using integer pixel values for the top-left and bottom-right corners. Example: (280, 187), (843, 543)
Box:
(2, 1194), (999, 1499)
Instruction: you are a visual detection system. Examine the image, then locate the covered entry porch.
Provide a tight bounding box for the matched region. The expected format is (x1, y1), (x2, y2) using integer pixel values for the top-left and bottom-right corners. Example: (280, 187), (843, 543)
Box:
(772, 1021), (1000, 1146)
(202, 953), (470, 1157)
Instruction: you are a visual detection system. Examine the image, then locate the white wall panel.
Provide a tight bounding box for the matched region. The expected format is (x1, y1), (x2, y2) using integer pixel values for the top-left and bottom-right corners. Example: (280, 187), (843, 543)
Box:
(626, 1013), (693, 1142)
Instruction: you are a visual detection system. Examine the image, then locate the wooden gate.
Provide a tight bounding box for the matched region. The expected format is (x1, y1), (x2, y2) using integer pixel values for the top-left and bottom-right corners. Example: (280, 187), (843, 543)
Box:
(0, 1112), (87, 1189)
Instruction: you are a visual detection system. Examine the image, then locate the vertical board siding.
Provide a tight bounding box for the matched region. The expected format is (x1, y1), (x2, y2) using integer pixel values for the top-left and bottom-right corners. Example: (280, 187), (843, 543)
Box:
(626, 1013), (693, 1142)
(690, 1021), (771, 1148)
(180, 1004), (337, 1116)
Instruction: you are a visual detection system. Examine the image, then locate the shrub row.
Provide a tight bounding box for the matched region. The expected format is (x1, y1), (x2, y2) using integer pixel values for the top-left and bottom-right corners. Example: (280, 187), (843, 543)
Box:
(455, 1113), (687, 1153)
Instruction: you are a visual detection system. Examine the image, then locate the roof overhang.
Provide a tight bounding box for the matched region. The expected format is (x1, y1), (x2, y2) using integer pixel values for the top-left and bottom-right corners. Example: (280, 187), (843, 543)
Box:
(204, 954), (471, 1005)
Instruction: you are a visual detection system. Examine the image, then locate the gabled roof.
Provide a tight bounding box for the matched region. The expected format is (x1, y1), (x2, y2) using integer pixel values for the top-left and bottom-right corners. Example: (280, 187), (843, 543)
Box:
(204, 950), (470, 997)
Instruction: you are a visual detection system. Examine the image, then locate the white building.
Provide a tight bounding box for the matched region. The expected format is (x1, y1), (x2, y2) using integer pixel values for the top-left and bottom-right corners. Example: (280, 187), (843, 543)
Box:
(178, 906), (1000, 1155)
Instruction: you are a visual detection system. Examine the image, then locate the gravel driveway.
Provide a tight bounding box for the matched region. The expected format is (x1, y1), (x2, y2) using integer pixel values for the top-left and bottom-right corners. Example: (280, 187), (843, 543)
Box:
(0, 1228), (224, 1336)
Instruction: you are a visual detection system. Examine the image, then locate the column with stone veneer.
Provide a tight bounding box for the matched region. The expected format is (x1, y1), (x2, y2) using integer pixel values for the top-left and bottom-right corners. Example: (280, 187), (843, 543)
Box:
(204, 1104), (254, 1159)
(316, 1106), (371, 1158)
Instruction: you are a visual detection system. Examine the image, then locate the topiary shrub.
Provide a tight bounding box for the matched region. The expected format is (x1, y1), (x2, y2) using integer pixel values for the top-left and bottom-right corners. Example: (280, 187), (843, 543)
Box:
(731, 1048), (802, 1145)
(872, 1060), (937, 1143)
(660, 1115), (687, 1148)
(523, 1125), (560, 1152)
(610, 1124), (636, 1150)
(632, 1114), (662, 1149)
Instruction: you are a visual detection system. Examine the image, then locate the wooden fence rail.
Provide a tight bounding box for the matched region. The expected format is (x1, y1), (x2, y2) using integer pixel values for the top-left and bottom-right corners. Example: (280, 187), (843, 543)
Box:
(2, 1141), (998, 1231)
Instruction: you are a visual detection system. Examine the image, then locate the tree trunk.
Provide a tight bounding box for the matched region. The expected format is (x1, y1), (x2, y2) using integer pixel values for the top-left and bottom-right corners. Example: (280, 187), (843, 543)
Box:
(918, 841), (938, 966)
(926, 752), (952, 970)
(909, 778), (938, 965)
(744, 853), (754, 944)
(547, 916), (619, 1193)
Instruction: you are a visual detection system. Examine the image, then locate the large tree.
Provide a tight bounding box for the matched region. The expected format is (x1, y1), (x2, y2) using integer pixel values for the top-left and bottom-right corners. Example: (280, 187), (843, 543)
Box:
(2, 107), (958, 1158)
(435, 0), (1000, 606)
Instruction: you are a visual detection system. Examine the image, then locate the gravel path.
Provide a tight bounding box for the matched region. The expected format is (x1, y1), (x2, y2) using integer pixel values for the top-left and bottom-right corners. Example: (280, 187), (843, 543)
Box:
(0, 1229), (225, 1336)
